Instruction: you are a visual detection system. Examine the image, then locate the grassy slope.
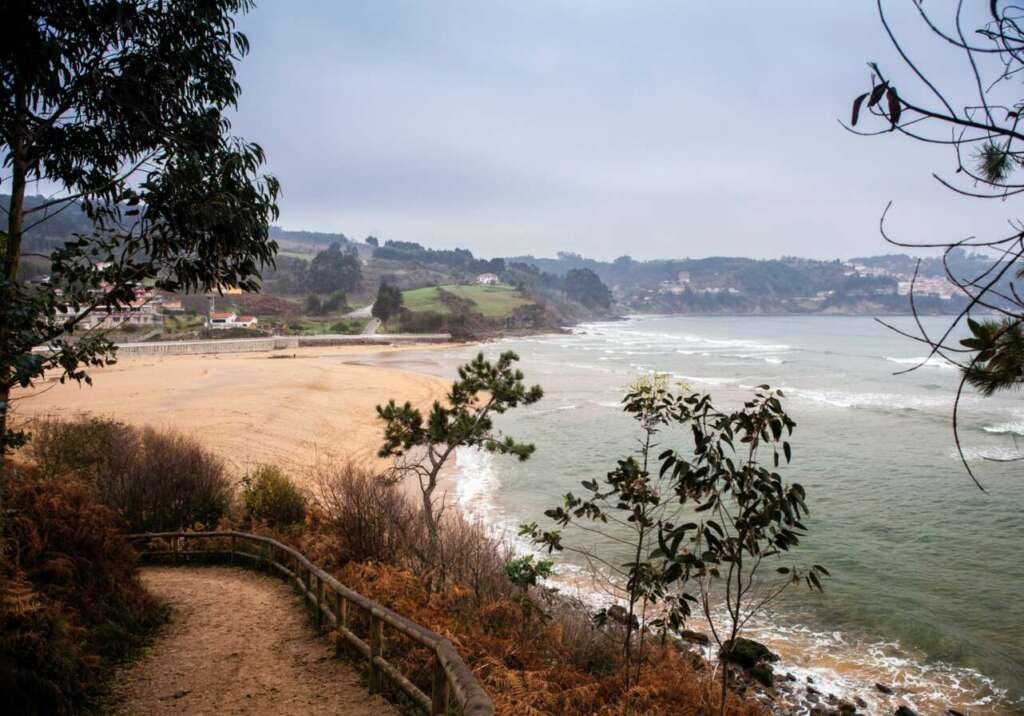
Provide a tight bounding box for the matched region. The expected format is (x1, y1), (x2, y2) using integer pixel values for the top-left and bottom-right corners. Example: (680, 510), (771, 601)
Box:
(402, 284), (532, 317)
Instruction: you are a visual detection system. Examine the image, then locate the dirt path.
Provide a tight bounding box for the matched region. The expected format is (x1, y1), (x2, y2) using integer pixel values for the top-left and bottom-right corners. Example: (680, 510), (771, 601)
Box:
(113, 566), (398, 715)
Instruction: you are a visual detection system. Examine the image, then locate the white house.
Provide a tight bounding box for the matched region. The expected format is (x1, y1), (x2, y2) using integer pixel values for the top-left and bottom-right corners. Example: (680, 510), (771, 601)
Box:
(476, 272), (499, 285)
(207, 311), (258, 329)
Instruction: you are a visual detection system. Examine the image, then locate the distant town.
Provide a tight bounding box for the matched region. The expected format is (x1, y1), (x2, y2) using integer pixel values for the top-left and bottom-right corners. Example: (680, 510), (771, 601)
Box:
(12, 192), (986, 344)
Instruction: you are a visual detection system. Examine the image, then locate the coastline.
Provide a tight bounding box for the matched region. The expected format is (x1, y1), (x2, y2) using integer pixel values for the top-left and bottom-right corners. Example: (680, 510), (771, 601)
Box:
(368, 328), (1020, 716)
(13, 325), (1019, 715)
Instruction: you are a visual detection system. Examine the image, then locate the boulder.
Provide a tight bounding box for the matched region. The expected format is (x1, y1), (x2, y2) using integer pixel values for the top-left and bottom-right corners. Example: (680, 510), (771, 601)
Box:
(946, 710), (965, 716)
(895, 707), (918, 716)
(721, 637), (780, 669)
(875, 683), (894, 695)
(605, 604), (638, 628)
(678, 629), (711, 645)
(750, 662), (774, 688)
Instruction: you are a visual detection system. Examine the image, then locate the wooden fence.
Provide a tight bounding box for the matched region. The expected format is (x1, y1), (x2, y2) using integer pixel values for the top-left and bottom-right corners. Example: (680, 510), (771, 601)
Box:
(127, 530), (494, 716)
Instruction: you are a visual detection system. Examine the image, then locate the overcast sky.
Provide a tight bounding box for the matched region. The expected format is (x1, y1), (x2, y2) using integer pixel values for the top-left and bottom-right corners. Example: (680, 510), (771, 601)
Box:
(230, 1), (1012, 261)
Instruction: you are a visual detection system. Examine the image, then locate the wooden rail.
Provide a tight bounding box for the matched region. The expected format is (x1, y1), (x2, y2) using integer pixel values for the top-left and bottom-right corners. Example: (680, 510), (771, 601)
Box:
(127, 531), (493, 716)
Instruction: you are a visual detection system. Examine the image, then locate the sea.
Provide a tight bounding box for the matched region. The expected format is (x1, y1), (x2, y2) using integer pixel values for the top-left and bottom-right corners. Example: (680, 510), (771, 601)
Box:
(365, 315), (1024, 715)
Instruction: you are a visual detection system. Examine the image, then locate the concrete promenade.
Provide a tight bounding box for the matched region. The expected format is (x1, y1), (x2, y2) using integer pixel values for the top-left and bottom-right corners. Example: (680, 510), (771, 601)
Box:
(33, 333), (451, 357)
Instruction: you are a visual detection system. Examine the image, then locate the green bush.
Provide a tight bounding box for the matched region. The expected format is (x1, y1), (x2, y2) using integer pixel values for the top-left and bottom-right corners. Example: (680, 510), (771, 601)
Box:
(242, 464), (306, 527)
(29, 417), (232, 532)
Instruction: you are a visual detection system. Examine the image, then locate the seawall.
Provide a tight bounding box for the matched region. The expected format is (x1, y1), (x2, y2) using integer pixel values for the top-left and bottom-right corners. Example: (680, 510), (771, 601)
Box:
(33, 333), (451, 358)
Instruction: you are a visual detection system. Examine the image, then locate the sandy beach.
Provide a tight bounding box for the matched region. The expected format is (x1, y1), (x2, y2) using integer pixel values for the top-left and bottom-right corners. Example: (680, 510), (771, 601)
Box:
(10, 344), (454, 483)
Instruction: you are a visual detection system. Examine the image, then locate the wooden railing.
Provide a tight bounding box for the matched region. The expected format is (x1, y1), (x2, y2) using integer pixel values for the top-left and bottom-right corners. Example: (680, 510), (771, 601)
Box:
(127, 531), (494, 716)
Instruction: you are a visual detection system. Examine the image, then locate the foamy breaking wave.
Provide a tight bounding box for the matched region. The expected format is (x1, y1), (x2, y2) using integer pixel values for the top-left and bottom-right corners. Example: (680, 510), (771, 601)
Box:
(527, 403), (579, 417)
(573, 323), (792, 361)
(784, 387), (950, 412)
(953, 446), (1024, 462)
(736, 617), (1011, 715)
(885, 356), (958, 370)
(983, 409), (1024, 436)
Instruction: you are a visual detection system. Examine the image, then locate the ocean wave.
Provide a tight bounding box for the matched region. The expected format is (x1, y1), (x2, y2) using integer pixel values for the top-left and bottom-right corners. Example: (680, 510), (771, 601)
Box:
(734, 617), (1011, 715)
(528, 404), (579, 417)
(785, 387), (949, 412)
(574, 324), (792, 356)
(672, 373), (739, 387)
(982, 421), (1024, 436)
(885, 356), (957, 370)
(982, 409), (1024, 436)
(953, 446), (1024, 462)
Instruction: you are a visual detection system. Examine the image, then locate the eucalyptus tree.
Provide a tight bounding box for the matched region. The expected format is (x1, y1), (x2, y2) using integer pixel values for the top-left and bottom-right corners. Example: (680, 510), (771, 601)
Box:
(0, 1), (280, 471)
(377, 351), (543, 543)
(522, 373), (684, 690)
(849, 1), (1024, 487)
(653, 386), (826, 714)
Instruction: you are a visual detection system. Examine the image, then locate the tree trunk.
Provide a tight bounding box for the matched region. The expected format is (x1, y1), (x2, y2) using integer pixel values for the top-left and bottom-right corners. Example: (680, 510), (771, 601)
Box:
(1, 73), (28, 479)
(421, 479), (439, 545)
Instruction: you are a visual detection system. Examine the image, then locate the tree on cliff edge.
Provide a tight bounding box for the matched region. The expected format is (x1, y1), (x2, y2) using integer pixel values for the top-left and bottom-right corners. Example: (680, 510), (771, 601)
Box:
(0, 2), (279, 476)
(376, 351), (543, 542)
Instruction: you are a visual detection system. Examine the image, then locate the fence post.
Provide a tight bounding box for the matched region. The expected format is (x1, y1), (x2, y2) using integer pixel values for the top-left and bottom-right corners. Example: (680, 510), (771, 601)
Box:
(431, 656), (449, 715)
(173, 535), (180, 564)
(368, 613), (383, 694)
(315, 574), (324, 629)
(229, 534), (236, 564)
(334, 591), (346, 654)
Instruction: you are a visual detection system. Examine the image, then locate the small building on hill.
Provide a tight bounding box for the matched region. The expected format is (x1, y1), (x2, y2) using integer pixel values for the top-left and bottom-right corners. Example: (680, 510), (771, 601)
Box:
(476, 272), (499, 285)
(207, 311), (258, 329)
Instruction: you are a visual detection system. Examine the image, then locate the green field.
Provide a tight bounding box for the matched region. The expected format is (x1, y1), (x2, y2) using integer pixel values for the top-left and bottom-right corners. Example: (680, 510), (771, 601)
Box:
(401, 284), (532, 317)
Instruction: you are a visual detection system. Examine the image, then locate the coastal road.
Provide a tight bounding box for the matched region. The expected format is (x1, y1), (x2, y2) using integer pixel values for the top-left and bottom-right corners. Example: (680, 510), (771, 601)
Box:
(344, 303), (374, 319)
(113, 566), (397, 715)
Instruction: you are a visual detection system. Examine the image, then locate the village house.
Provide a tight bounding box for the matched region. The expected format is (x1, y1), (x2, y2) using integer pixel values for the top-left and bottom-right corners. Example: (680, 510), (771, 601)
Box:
(475, 272), (499, 285)
(72, 287), (163, 329)
(207, 311), (258, 329)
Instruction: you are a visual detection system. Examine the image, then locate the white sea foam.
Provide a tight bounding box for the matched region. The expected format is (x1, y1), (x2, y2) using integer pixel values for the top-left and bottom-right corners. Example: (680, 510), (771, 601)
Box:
(982, 409), (1024, 436)
(575, 323), (792, 358)
(673, 373), (738, 387)
(784, 387), (949, 412)
(983, 421), (1024, 436)
(885, 355), (958, 370)
(953, 445), (1024, 462)
(528, 403), (579, 417)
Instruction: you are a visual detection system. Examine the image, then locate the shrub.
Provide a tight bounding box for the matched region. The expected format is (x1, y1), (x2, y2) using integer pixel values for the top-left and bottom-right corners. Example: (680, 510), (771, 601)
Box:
(322, 289), (348, 313)
(0, 464), (166, 713)
(304, 293), (323, 315)
(28, 417), (231, 532)
(312, 462), (416, 566)
(242, 464), (306, 527)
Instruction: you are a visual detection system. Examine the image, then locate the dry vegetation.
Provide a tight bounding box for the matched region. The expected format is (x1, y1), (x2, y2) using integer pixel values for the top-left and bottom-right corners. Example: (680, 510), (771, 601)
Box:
(296, 462), (769, 716)
(0, 464), (166, 714)
(1, 418), (771, 715)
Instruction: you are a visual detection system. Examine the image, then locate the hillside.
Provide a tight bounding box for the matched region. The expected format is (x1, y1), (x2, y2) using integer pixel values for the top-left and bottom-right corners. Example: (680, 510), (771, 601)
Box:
(6, 193), (976, 320)
(402, 285), (533, 317)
